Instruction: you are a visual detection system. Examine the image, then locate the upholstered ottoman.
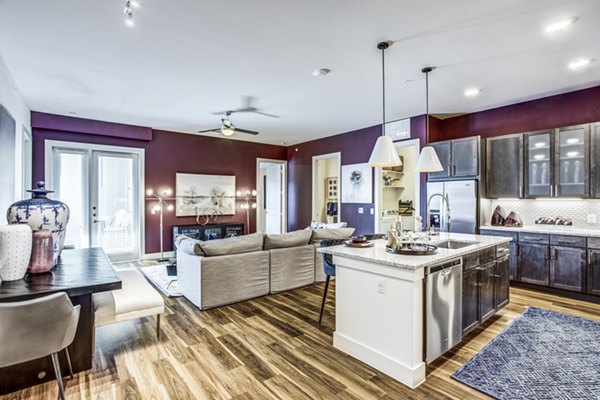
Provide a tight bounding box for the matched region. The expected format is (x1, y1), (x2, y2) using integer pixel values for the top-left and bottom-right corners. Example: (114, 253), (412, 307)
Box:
(93, 268), (164, 337)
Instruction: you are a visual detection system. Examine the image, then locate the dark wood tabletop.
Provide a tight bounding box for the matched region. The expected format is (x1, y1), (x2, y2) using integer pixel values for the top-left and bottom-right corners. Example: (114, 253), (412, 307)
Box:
(0, 247), (122, 302)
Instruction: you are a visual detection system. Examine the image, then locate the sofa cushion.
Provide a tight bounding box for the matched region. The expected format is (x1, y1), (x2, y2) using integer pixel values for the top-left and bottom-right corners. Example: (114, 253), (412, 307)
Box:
(174, 234), (205, 256)
(309, 227), (355, 244)
(264, 230), (312, 250)
(201, 232), (264, 256)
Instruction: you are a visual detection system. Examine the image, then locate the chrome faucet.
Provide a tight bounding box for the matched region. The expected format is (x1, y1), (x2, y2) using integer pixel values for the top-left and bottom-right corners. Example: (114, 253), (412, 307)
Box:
(426, 193), (451, 235)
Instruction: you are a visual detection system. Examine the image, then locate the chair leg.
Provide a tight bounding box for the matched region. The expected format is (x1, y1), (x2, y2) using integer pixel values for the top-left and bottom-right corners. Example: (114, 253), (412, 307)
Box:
(50, 352), (66, 400)
(64, 348), (74, 379)
(156, 314), (161, 340)
(319, 275), (331, 324)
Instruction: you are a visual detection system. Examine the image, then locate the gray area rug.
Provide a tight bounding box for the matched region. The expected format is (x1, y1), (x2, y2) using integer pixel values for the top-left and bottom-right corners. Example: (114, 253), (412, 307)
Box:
(452, 307), (600, 399)
(139, 265), (181, 297)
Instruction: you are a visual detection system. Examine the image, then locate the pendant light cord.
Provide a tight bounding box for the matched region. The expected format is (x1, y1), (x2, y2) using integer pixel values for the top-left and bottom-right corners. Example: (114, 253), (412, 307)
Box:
(425, 69), (429, 142)
(381, 46), (386, 136)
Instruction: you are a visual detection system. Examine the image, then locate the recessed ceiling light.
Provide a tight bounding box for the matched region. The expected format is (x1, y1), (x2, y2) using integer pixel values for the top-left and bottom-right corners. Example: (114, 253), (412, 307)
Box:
(568, 58), (594, 70)
(545, 16), (578, 33)
(312, 68), (331, 77)
(464, 88), (481, 97)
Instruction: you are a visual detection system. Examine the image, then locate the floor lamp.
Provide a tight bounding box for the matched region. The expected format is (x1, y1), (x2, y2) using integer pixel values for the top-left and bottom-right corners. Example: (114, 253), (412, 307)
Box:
(146, 188), (174, 262)
(237, 190), (257, 234)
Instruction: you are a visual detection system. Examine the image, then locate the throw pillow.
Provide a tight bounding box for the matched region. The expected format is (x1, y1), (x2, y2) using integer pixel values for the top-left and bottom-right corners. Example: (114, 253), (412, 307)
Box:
(174, 234), (205, 256)
(309, 227), (355, 244)
(264, 230), (312, 250)
(201, 232), (265, 256)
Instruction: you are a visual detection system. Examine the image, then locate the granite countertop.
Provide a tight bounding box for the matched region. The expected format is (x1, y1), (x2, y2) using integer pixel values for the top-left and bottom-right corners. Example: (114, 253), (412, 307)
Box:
(480, 224), (600, 238)
(317, 232), (511, 271)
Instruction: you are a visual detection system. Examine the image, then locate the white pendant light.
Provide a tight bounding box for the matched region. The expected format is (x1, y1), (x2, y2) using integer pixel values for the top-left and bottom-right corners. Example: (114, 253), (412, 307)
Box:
(415, 66), (443, 173)
(415, 146), (443, 172)
(368, 41), (402, 168)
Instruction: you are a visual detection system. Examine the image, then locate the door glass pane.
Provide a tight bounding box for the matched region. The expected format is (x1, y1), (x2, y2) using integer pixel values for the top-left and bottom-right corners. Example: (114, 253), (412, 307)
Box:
(52, 149), (88, 249)
(558, 127), (585, 196)
(93, 154), (137, 259)
(527, 132), (551, 196)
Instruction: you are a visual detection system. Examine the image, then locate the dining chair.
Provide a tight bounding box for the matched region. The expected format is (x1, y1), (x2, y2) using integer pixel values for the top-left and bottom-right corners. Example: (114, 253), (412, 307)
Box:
(318, 238), (347, 324)
(0, 292), (81, 400)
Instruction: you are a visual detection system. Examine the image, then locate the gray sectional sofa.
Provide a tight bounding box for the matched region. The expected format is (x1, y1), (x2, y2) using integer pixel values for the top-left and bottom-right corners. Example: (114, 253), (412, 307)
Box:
(176, 228), (354, 310)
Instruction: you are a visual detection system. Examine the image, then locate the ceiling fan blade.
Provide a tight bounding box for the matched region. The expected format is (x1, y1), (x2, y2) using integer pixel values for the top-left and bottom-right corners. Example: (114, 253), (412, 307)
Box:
(197, 128), (220, 133)
(250, 110), (280, 118)
(234, 128), (259, 135)
(212, 109), (235, 116)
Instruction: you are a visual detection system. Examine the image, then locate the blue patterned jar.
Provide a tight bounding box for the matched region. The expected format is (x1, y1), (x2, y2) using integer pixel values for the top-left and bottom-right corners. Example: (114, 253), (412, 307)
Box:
(6, 181), (70, 266)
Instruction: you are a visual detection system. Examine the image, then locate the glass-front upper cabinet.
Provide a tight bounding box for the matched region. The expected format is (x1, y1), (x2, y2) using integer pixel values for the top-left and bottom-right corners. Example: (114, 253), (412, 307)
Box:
(525, 130), (553, 197)
(556, 125), (589, 197)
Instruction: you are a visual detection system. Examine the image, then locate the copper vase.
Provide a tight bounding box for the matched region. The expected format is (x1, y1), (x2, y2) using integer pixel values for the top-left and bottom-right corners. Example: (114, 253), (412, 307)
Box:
(28, 229), (54, 274)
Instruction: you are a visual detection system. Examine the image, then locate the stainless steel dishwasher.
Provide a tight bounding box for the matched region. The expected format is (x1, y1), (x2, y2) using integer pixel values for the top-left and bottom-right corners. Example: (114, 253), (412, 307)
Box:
(425, 257), (462, 363)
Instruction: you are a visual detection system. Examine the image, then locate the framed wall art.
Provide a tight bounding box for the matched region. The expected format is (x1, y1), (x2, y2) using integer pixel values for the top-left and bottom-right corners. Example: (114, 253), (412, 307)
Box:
(341, 163), (372, 203)
(175, 173), (236, 216)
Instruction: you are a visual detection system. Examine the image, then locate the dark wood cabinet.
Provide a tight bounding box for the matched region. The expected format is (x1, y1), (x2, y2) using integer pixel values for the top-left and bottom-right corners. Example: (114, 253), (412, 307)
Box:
(524, 126), (590, 198)
(461, 247), (511, 336)
(549, 246), (586, 292)
(487, 134), (523, 198)
(428, 137), (480, 181)
(453, 137), (479, 177)
(479, 262), (496, 322)
(519, 243), (549, 285)
(462, 267), (480, 334)
(591, 123), (600, 198)
(428, 141), (451, 180)
(495, 256), (510, 309)
(588, 249), (600, 295)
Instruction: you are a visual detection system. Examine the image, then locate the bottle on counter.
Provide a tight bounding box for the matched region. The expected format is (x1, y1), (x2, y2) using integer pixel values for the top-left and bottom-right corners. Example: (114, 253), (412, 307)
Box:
(387, 220), (397, 249)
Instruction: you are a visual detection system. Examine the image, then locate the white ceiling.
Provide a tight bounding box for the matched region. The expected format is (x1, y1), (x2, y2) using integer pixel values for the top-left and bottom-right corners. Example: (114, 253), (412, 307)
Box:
(0, 0), (599, 145)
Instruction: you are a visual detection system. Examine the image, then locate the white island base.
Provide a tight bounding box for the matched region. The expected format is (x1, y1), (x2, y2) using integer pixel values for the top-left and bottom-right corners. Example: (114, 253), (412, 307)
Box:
(320, 233), (512, 389)
(333, 255), (426, 389)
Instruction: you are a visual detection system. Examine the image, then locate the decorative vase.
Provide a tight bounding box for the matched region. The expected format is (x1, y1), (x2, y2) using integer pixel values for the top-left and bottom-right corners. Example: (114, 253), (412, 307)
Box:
(6, 181), (70, 266)
(0, 224), (33, 281)
(28, 229), (54, 274)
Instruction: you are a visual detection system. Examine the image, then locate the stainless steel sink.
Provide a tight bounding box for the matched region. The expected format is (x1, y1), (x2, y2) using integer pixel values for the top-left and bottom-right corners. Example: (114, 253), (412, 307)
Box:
(434, 240), (477, 250)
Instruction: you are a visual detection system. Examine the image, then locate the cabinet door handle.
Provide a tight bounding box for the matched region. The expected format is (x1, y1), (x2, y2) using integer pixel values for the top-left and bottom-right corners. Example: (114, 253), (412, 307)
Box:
(523, 237), (544, 241)
(490, 274), (501, 278)
(519, 184), (523, 198)
(558, 240), (577, 245)
(452, 164), (457, 176)
(554, 184), (558, 197)
(550, 185), (554, 197)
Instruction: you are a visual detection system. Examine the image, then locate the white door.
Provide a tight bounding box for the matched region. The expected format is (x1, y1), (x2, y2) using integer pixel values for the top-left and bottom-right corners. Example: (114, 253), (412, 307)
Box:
(257, 160), (286, 234)
(50, 145), (142, 262)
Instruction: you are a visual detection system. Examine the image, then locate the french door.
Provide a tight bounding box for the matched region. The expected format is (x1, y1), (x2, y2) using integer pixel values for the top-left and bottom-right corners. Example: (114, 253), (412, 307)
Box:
(47, 142), (143, 262)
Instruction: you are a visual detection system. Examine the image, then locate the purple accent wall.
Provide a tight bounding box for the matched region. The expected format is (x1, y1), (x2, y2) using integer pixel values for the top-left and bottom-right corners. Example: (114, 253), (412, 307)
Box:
(32, 111), (153, 141)
(286, 116), (433, 234)
(437, 85), (600, 141)
(32, 121), (286, 253)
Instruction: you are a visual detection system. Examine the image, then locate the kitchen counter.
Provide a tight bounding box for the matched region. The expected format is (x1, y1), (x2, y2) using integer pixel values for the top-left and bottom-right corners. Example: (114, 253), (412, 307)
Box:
(318, 232), (511, 389)
(318, 232), (511, 270)
(481, 224), (600, 237)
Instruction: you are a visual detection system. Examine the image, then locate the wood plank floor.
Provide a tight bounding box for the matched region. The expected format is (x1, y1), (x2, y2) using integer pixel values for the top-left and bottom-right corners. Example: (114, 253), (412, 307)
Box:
(3, 264), (600, 399)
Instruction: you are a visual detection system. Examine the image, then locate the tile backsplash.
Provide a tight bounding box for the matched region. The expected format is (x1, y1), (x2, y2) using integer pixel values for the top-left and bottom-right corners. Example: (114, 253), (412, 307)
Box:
(481, 199), (600, 227)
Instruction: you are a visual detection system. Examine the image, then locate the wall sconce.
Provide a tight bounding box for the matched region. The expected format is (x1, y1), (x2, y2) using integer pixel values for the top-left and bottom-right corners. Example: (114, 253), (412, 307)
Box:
(146, 188), (174, 262)
(237, 189), (257, 234)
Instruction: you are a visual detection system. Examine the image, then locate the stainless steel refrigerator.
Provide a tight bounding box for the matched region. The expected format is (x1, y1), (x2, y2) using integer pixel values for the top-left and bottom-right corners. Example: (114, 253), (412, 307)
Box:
(427, 180), (478, 234)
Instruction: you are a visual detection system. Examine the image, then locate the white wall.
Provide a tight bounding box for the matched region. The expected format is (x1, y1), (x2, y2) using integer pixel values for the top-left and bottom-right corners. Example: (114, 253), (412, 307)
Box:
(0, 54), (31, 222)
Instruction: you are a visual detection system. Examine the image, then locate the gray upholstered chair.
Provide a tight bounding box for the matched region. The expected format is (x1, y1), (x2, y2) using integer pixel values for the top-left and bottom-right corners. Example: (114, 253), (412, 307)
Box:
(0, 292), (80, 400)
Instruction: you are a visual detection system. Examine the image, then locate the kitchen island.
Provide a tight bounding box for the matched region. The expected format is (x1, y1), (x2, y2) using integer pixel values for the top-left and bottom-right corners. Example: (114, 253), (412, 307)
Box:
(318, 232), (511, 389)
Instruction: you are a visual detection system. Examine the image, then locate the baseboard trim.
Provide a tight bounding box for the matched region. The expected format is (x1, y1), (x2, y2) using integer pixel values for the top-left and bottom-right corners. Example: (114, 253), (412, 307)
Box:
(333, 331), (426, 389)
(142, 251), (175, 261)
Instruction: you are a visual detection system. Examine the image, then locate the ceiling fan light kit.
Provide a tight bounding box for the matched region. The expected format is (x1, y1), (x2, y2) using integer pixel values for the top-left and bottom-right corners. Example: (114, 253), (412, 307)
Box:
(368, 40), (402, 168)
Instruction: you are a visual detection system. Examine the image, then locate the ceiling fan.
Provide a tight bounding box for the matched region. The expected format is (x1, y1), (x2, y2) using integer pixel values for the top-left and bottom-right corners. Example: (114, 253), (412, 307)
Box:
(198, 111), (259, 136)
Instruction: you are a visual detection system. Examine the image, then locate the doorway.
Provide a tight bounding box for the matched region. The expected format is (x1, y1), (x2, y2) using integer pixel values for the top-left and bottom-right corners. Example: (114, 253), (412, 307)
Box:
(44, 141), (144, 262)
(374, 138), (420, 233)
(256, 159), (287, 234)
(312, 152), (341, 225)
